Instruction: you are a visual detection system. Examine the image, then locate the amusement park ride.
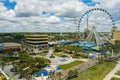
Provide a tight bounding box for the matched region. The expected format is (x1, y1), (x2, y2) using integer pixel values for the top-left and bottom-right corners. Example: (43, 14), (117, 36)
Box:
(76, 8), (116, 46)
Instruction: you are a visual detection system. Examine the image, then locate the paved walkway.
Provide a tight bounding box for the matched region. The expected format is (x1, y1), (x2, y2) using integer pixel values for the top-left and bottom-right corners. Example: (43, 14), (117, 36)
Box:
(0, 65), (26, 80)
(103, 60), (120, 80)
(114, 75), (120, 78)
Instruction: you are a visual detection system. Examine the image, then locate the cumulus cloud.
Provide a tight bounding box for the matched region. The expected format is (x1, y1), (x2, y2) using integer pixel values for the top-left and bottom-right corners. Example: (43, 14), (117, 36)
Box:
(0, 0), (119, 32)
(0, 3), (7, 18)
(45, 16), (60, 23)
(14, 0), (40, 17)
(51, 0), (89, 17)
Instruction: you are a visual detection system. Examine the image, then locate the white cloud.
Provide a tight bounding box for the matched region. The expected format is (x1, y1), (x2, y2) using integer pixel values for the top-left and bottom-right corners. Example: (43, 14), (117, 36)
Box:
(51, 0), (89, 17)
(94, 0), (120, 8)
(0, 3), (7, 19)
(0, 3), (6, 12)
(3, 10), (16, 18)
(0, 0), (119, 32)
(45, 16), (60, 23)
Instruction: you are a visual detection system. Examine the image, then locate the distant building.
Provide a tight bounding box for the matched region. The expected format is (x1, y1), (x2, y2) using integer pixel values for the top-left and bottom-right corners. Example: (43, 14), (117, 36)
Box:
(26, 34), (48, 47)
(113, 30), (120, 40)
(0, 43), (21, 51)
(110, 27), (120, 44)
(48, 36), (55, 41)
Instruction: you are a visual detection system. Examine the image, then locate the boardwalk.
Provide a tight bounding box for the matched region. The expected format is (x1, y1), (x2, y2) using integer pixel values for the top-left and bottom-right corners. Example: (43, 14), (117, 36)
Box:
(61, 59), (98, 79)
(49, 59), (98, 80)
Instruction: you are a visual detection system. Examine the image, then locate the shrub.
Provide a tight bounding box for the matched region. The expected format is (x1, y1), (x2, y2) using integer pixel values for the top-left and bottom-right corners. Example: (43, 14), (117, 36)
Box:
(80, 54), (88, 58)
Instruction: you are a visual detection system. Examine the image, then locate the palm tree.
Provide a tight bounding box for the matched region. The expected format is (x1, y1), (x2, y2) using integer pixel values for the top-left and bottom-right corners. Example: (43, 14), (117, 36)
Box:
(73, 69), (79, 77)
(0, 61), (6, 70)
(57, 72), (62, 79)
(74, 47), (83, 56)
(6, 49), (14, 57)
(100, 43), (113, 60)
(35, 58), (48, 69)
(68, 70), (74, 79)
(0, 56), (7, 70)
(54, 45), (62, 52)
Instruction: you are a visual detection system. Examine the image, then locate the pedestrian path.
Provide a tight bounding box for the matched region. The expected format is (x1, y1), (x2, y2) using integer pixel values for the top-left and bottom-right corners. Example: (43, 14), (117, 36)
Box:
(113, 75), (120, 78)
(103, 61), (120, 80)
(61, 59), (98, 79)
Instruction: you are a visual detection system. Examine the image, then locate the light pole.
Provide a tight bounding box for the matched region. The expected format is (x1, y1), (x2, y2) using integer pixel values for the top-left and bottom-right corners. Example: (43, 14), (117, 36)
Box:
(112, 49), (114, 57)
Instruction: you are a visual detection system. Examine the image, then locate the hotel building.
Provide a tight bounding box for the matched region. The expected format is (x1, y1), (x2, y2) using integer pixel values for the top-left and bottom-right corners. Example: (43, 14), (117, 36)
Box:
(26, 34), (48, 47)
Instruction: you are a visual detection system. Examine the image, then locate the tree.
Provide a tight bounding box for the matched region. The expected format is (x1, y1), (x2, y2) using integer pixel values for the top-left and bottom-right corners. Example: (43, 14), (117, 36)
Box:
(0, 56), (7, 70)
(0, 61), (6, 70)
(74, 47), (83, 55)
(6, 49), (14, 57)
(114, 40), (120, 53)
(73, 69), (79, 76)
(68, 70), (74, 79)
(35, 58), (49, 69)
(12, 51), (49, 80)
(54, 45), (62, 52)
(100, 42), (114, 60)
(57, 72), (62, 79)
(19, 52), (31, 62)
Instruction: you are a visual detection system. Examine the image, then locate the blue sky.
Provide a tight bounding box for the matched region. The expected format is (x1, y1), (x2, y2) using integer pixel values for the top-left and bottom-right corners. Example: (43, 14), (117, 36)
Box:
(0, 0), (16, 10)
(81, 0), (100, 6)
(0, 0), (119, 32)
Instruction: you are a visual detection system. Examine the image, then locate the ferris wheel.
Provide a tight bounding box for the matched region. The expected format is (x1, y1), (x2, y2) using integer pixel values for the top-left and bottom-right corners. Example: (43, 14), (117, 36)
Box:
(77, 8), (115, 46)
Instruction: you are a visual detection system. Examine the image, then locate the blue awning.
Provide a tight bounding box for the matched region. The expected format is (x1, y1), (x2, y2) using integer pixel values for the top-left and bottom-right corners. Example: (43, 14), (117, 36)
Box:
(101, 51), (111, 55)
(36, 70), (49, 77)
(106, 51), (111, 54)
(83, 43), (97, 47)
(70, 43), (83, 47)
(59, 40), (72, 45)
(56, 67), (62, 71)
(101, 52), (106, 55)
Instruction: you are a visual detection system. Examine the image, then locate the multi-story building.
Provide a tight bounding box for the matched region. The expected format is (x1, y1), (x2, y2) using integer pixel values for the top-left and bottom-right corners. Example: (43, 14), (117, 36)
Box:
(26, 34), (48, 47)
(110, 27), (120, 44)
(113, 30), (120, 40)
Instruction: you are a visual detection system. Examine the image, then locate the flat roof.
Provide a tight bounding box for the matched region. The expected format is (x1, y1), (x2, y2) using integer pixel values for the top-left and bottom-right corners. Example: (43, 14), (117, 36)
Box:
(26, 34), (48, 37)
(26, 41), (48, 44)
(26, 38), (48, 40)
(0, 43), (21, 47)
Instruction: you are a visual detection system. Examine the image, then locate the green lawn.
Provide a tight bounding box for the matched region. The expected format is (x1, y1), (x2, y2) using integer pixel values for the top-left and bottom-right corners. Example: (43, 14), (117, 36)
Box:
(116, 70), (120, 76)
(59, 60), (83, 70)
(54, 52), (67, 57)
(54, 53), (63, 57)
(111, 77), (120, 80)
(35, 53), (47, 56)
(72, 61), (117, 80)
